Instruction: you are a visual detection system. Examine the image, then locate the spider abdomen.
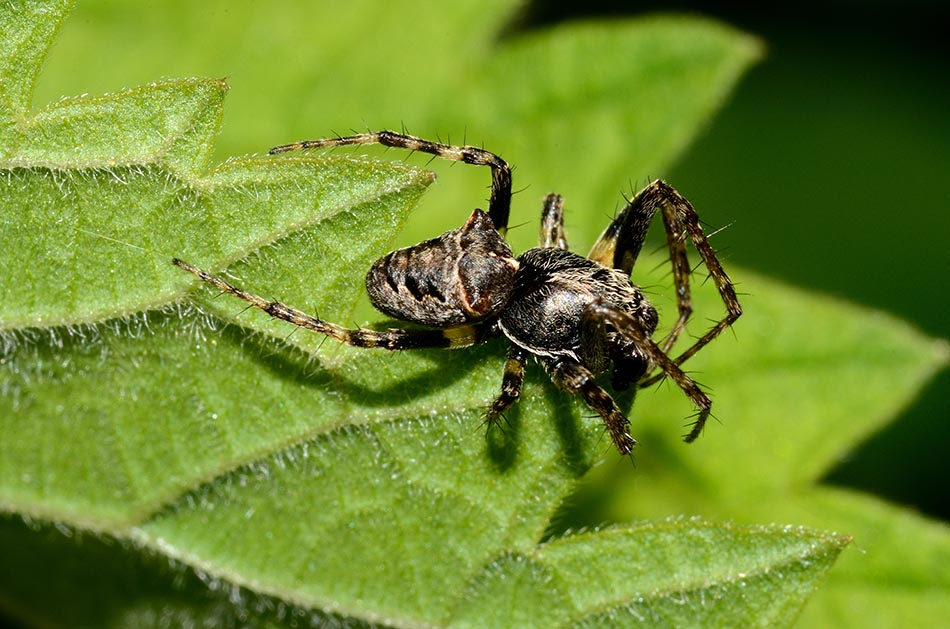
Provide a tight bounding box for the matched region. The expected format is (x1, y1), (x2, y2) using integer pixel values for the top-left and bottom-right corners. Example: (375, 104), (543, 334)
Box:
(365, 209), (518, 327)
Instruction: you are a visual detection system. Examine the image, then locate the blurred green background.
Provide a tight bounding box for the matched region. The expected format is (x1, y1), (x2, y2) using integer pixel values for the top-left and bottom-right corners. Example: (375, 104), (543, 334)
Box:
(30, 0), (947, 528)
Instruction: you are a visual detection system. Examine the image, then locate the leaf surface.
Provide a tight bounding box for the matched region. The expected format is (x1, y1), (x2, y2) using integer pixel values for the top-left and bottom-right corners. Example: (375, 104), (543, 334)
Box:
(0, 2), (892, 628)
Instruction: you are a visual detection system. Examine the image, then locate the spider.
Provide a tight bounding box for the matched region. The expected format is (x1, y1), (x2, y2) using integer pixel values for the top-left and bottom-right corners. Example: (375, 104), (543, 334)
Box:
(173, 131), (742, 455)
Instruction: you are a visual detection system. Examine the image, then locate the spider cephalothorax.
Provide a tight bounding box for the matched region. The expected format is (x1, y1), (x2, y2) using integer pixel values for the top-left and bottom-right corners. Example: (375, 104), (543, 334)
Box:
(174, 131), (742, 455)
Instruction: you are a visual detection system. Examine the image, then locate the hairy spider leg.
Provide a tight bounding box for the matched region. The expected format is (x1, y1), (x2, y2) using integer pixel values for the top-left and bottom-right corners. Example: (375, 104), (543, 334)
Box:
(588, 180), (742, 379)
(172, 258), (496, 350)
(539, 193), (569, 249)
(653, 181), (741, 367)
(587, 187), (655, 276)
(544, 358), (636, 455)
(588, 179), (688, 354)
(586, 299), (712, 442)
(269, 130), (513, 236)
(485, 346), (528, 426)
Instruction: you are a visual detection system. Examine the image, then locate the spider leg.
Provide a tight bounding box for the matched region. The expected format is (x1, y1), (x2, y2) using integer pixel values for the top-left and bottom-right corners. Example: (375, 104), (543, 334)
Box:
(485, 346), (527, 426)
(586, 299), (711, 443)
(539, 193), (569, 249)
(269, 130), (513, 235)
(544, 357), (636, 455)
(173, 258), (495, 350)
(589, 180), (741, 372)
(580, 300), (645, 391)
(587, 188), (655, 276)
(588, 180), (688, 355)
(635, 181), (741, 381)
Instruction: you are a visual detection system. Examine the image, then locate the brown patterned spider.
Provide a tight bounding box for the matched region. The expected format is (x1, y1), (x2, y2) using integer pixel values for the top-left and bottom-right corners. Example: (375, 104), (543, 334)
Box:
(173, 131), (741, 455)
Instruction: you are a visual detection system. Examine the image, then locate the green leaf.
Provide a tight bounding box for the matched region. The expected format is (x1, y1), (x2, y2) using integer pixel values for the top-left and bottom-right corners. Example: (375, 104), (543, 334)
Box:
(464, 522), (849, 628)
(792, 489), (950, 628)
(1, 513), (849, 628)
(2, 2), (905, 628)
(0, 0), (74, 143)
(0, 78), (431, 329)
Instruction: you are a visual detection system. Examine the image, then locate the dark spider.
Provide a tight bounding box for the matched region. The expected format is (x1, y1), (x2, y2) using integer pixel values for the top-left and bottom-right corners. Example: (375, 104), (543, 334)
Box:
(173, 131), (742, 455)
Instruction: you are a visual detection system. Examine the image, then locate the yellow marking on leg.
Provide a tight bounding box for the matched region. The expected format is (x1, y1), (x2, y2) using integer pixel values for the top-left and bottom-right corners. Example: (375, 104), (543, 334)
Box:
(443, 324), (479, 348)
